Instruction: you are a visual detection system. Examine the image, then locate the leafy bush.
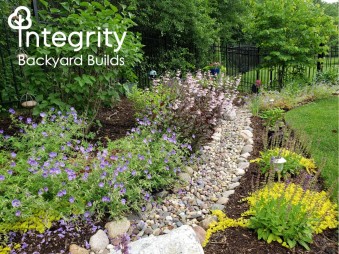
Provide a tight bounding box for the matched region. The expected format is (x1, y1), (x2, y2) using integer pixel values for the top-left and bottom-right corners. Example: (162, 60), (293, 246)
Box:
(243, 183), (338, 250)
(0, 109), (190, 234)
(259, 107), (285, 127)
(250, 148), (316, 177)
(20, 0), (142, 121)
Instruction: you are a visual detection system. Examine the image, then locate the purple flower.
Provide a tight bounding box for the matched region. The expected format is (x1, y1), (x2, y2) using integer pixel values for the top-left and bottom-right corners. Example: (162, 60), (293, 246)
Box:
(98, 182), (104, 188)
(102, 196), (110, 202)
(49, 152), (57, 158)
(85, 240), (90, 249)
(32, 123), (37, 129)
(138, 155), (145, 160)
(84, 211), (90, 218)
(7, 170), (13, 175)
(69, 197), (75, 203)
(26, 118), (32, 124)
(10, 162), (16, 167)
(44, 186), (48, 192)
(57, 189), (67, 197)
(0, 130), (3, 134)
(42, 132), (48, 137)
(15, 210), (21, 216)
(86, 201), (92, 207)
(121, 199), (126, 205)
(9, 108), (15, 114)
(40, 112), (46, 118)
(12, 199), (21, 207)
(131, 170), (136, 176)
(11, 152), (16, 158)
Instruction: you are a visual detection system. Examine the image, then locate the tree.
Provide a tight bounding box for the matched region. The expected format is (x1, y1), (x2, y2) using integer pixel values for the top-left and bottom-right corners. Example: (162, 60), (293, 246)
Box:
(210, 0), (250, 45)
(244, 0), (337, 87)
(111, 0), (218, 71)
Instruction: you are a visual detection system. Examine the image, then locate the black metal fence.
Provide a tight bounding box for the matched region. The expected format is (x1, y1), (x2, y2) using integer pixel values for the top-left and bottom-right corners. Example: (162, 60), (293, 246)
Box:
(211, 44), (339, 92)
(0, 17), (22, 105)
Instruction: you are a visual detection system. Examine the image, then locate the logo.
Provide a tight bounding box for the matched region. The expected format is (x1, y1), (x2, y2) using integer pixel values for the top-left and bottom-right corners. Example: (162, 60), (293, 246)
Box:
(8, 6), (32, 47)
(7, 6), (127, 67)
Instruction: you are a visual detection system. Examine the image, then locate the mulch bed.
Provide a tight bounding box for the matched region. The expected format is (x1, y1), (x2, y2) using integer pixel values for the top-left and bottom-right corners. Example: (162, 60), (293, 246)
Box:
(203, 116), (339, 254)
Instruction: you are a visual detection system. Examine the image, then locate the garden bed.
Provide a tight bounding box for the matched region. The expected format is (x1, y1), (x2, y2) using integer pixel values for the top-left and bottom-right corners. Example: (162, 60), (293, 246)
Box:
(204, 116), (338, 254)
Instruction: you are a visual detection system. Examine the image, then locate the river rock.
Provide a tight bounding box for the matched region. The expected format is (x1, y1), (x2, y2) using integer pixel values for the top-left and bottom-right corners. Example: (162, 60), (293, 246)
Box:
(105, 217), (131, 238)
(69, 244), (89, 254)
(89, 230), (109, 252)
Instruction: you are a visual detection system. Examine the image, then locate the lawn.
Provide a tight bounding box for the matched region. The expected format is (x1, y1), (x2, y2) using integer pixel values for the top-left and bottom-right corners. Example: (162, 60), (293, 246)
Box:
(285, 96), (339, 200)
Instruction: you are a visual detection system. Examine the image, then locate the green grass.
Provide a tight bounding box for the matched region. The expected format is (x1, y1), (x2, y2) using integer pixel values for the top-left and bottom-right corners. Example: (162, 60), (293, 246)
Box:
(285, 96), (338, 201)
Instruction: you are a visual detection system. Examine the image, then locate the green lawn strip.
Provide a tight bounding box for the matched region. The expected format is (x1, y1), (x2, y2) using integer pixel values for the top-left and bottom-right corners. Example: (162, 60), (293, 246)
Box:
(285, 96), (338, 201)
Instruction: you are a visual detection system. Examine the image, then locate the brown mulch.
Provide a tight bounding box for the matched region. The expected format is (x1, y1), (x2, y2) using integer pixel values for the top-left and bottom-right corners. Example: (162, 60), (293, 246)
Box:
(90, 97), (136, 145)
(204, 116), (339, 254)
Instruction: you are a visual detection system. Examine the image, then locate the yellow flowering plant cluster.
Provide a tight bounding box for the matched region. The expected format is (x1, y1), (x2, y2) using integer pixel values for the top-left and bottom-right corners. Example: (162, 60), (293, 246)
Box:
(202, 210), (248, 247)
(242, 183), (338, 250)
(250, 148), (316, 177)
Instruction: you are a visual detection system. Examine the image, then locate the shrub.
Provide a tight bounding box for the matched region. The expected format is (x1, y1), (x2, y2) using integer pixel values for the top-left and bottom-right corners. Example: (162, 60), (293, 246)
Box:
(243, 183), (338, 249)
(250, 148), (316, 177)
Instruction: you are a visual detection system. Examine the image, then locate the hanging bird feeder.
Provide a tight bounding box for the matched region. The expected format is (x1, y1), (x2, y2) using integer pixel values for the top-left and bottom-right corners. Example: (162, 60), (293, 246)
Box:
(20, 93), (37, 108)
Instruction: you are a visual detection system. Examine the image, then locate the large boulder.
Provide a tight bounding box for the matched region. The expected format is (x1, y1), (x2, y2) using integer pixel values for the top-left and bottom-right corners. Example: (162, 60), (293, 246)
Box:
(110, 225), (203, 254)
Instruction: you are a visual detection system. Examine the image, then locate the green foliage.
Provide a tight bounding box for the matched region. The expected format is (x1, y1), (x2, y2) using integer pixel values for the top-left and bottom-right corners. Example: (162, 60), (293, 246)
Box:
(259, 107), (285, 127)
(115, 0), (217, 70)
(20, 0), (142, 121)
(245, 0), (337, 86)
(243, 183), (338, 249)
(0, 108), (190, 234)
(127, 84), (174, 118)
(315, 68), (339, 85)
(209, 0), (250, 44)
(251, 83), (337, 112)
(251, 148), (316, 177)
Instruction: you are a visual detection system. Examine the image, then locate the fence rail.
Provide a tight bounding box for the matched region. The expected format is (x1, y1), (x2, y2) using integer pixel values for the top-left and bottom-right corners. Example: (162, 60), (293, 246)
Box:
(210, 44), (339, 91)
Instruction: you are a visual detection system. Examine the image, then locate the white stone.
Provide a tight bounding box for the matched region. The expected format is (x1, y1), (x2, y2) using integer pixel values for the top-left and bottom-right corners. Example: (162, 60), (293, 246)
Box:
(237, 161), (250, 169)
(235, 168), (245, 176)
(228, 182), (240, 189)
(89, 230), (109, 252)
(109, 225), (203, 254)
(240, 130), (253, 139)
(241, 145), (253, 154)
(217, 197), (229, 205)
(222, 189), (235, 198)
